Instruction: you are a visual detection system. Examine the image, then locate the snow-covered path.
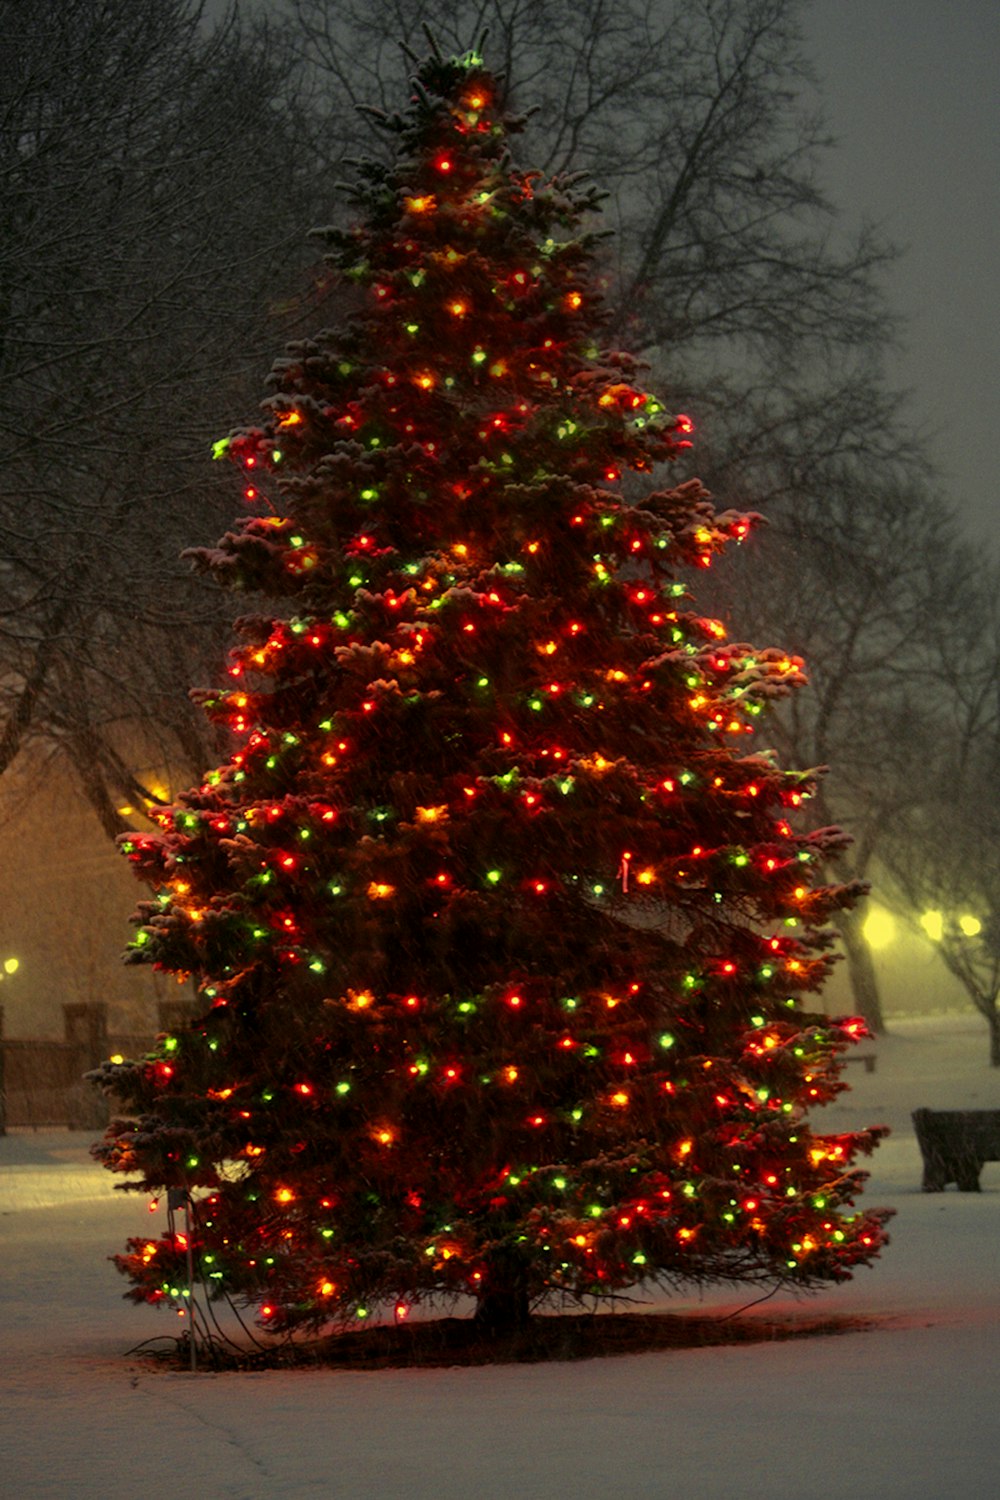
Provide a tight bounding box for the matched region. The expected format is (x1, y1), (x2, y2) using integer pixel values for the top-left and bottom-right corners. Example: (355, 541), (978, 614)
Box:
(3, 1015), (999, 1500)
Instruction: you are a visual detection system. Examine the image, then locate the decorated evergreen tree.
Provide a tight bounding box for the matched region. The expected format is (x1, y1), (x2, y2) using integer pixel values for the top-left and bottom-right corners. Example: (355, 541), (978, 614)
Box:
(92, 42), (889, 1341)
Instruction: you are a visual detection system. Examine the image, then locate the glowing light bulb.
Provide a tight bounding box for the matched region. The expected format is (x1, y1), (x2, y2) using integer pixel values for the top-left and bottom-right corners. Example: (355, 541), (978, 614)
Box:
(863, 907), (895, 949)
(920, 910), (944, 942)
(416, 804), (447, 823)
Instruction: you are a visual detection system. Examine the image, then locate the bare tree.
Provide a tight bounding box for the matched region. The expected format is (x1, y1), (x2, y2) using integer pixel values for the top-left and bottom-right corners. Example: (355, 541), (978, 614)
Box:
(280, 0), (893, 356)
(875, 561), (1000, 1060)
(0, 0), (320, 819)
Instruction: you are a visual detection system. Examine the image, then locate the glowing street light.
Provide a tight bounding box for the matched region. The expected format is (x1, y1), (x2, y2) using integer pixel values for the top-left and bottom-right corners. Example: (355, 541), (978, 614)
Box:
(920, 910), (982, 942)
(862, 908), (896, 950)
(0, 957), (19, 978)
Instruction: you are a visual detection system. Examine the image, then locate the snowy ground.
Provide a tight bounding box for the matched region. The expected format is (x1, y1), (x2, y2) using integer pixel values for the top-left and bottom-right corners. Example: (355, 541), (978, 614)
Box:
(2, 1013), (999, 1500)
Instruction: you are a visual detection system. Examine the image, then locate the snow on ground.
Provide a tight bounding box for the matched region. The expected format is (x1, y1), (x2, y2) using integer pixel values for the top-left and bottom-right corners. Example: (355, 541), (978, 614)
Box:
(2, 1013), (999, 1500)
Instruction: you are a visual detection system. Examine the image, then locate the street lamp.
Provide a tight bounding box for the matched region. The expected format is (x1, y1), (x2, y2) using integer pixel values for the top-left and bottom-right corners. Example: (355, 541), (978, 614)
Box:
(920, 910), (982, 943)
(862, 907), (896, 950)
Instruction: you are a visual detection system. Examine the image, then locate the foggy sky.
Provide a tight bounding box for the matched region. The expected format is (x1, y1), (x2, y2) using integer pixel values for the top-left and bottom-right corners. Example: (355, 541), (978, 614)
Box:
(805, 0), (999, 537)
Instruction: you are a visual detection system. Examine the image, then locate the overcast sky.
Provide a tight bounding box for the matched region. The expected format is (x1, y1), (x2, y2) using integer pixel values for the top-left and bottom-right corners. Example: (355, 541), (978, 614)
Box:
(804, 0), (999, 536)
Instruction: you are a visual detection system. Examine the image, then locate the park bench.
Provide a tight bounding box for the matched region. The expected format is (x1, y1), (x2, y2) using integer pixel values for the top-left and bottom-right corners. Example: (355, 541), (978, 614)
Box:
(911, 1107), (1000, 1191)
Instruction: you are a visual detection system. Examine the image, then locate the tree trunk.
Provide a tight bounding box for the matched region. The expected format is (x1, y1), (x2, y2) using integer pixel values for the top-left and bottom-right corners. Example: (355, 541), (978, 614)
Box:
(833, 908), (886, 1034)
(473, 1284), (531, 1336)
(986, 1007), (1000, 1068)
(473, 1251), (532, 1335)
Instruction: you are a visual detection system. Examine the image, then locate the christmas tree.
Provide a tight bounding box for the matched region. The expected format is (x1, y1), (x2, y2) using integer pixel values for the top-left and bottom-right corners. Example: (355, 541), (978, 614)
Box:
(92, 42), (889, 1342)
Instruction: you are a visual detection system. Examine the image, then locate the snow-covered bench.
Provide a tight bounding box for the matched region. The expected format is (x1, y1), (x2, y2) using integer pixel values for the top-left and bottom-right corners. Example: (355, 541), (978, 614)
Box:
(912, 1107), (1000, 1191)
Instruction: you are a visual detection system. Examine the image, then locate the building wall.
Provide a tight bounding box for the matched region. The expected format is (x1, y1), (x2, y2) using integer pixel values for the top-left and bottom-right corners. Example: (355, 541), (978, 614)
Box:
(0, 762), (170, 1040)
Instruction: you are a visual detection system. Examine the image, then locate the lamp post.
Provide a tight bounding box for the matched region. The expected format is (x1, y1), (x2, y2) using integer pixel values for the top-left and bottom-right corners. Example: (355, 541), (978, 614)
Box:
(0, 957), (21, 1136)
